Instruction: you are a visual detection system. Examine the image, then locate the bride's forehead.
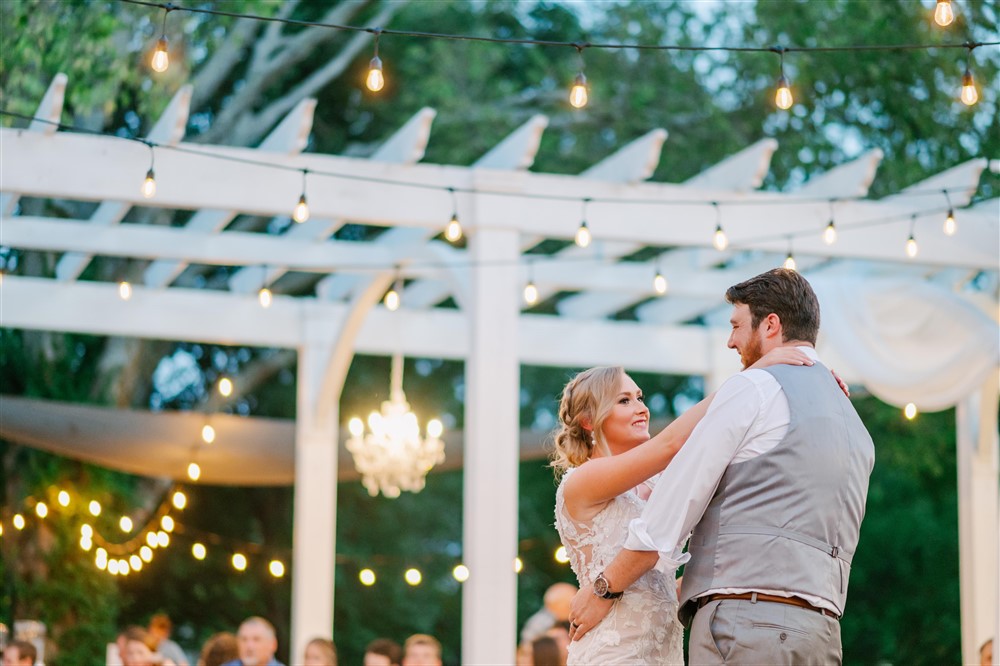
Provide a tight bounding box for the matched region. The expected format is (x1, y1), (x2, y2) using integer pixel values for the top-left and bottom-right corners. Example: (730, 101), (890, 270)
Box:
(619, 374), (641, 393)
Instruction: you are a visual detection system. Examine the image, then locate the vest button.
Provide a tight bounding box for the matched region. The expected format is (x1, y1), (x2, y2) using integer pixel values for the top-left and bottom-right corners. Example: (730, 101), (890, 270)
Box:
(779, 632), (788, 642)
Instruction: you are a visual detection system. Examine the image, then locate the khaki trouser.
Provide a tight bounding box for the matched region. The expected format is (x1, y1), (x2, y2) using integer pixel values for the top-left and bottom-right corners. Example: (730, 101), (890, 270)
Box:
(689, 598), (843, 665)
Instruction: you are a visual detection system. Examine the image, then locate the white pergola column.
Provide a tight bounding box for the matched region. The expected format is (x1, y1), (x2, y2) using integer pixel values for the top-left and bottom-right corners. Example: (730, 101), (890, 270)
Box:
(290, 315), (340, 660)
(462, 222), (520, 664)
(957, 374), (1000, 666)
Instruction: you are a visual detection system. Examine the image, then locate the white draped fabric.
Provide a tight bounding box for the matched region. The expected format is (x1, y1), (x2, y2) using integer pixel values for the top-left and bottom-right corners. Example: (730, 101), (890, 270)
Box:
(815, 276), (999, 411)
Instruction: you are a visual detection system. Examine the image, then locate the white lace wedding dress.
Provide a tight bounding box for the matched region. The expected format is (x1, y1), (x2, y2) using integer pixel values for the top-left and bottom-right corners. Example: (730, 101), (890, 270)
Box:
(555, 468), (684, 665)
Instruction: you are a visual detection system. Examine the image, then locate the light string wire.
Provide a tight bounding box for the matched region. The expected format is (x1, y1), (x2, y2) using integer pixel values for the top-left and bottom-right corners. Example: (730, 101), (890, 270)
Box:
(1, 110), (992, 274)
(119, 0), (994, 56)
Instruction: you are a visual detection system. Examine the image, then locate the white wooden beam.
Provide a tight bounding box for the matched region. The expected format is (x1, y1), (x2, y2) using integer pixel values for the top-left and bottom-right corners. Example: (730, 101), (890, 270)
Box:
(1, 73), (67, 219)
(4, 130), (995, 268)
(144, 98), (317, 287)
(467, 114), (548, 171)
(580, 128), (668, 183)
(796, 148), (883, 197)
(229, 107), (437, 294)
(55, 85), (193, 281)
(887, 158), (988, 208)
(0, 275), (712, 374)
(683, 138), (778, 191)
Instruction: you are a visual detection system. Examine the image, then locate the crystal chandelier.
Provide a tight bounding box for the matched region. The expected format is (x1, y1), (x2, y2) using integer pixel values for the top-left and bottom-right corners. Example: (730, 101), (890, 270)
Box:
(346, 353), (445, 498)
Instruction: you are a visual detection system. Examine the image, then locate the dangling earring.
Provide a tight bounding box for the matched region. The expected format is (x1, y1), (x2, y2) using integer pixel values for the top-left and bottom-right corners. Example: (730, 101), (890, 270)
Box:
(591, 433), (597, 448)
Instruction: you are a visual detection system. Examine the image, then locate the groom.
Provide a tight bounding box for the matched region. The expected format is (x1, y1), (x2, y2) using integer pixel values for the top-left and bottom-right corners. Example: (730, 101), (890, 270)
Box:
(569, 268), (874, 664)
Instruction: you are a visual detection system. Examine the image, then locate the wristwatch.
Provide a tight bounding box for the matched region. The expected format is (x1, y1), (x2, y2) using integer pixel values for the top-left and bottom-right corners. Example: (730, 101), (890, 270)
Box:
(593, 571), (624, 600)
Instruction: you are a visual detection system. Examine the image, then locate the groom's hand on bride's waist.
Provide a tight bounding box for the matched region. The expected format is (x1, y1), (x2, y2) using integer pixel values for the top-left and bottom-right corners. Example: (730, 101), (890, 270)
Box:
(567, 584), (615, 641)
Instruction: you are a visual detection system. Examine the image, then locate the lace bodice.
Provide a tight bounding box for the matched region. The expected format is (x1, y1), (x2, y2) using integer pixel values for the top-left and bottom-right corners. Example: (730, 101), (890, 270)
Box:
(554, 468), (683, 665)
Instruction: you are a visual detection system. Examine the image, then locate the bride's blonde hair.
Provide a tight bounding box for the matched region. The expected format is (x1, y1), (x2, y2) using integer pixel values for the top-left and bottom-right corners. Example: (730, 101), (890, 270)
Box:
(550, 366), (624, 473)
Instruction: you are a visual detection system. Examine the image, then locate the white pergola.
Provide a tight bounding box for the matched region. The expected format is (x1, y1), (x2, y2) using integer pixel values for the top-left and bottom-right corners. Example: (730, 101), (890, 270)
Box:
(2, 74), (998, 664)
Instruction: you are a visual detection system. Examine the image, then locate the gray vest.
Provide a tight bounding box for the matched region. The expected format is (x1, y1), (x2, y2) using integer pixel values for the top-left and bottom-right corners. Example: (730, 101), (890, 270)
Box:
(679, 362), (874, 623)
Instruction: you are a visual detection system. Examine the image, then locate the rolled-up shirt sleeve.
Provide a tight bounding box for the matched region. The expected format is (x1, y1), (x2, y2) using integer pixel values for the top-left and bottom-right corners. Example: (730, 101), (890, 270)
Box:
(623, 373), (765, 566)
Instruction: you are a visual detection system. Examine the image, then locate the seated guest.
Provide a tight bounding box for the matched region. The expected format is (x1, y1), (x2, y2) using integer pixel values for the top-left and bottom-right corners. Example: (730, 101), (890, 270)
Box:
(530, 636), (560, 666)
(198, 632), (238, 666)
(124, 627), (176, 666)
(401, 635), (442, 666)
(149, 613), (189, 666)
(2, 640), (37, 666)
(222, 617), (284, 666)
(302, 638), (336, 666)
(363, 638), (402, 666)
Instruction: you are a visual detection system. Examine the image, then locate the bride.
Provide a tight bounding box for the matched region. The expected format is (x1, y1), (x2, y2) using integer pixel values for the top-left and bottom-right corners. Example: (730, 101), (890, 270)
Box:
(552, 350), (816, 665)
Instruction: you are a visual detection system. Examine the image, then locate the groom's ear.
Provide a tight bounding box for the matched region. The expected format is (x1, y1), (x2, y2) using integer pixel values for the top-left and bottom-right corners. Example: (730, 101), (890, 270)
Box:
(762, 312), (783, 339)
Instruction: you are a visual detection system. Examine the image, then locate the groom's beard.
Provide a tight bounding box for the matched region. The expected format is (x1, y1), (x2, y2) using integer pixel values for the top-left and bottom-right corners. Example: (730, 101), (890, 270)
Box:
(740, 333), (764, 368)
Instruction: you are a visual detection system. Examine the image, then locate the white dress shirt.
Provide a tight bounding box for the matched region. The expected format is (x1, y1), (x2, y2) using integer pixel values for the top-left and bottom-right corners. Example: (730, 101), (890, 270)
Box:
(624, 346), (840, 613)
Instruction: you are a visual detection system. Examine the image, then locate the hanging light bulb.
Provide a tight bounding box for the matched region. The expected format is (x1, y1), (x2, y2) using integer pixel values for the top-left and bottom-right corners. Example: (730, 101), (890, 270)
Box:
(147, 531), (159, 548)
(258, 286), (273, 308)
(905, 234), (918, 258)
(944, 209), (957, 236)
(192, 542), (207, 560)
(774, 48), (793, 110)
(13, 514), (25, 530)
(35, 502), (48, 519)
(653, 270), (668, 295)
(575, 220), (591, 247)
(201, 424), (216, 444)
(161, 515), (175, 532)
(89, 500), (102, 516)
(120, 516), (133, 532)
(157, 530), (169, 547)
(523, 280), (539, 305)
(232, 553), (248, 571)
(405, 568), (422, 586)
(960, 65), (978, 106)
(141, 168), (157, 199)
(269, 560), (286, 578)
(711, 203), (728, 251)
(823, 219), (837, 245)
(118, 280), (133, 301)
(445, 188), (462, 242)
(130, 555), (143, 571)
(172, 490), (187, 510)
(554, 546), (570, 564)
(514, 557), (524, 574)
(359, 568), (377, 586)
(292, 169), (310, 223)
(569, 45), (589, 108)
(384, 278), (401, 311)
(151, 37), (169, 72)
(366, 30), (385, 92)
(904, 402), (918, 420)
(140, 545), (154, 562)
(934, 0), (954, 26)
(187, 461), (201, 481)
(453, 564), (470, 582)
(784, 252), (797, 271)
(58, 490), (71, 507)
(218, 377), (233, 397)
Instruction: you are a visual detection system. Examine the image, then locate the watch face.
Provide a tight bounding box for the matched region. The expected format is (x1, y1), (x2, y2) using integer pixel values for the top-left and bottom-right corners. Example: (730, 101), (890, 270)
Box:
(594, 575), (609, 596)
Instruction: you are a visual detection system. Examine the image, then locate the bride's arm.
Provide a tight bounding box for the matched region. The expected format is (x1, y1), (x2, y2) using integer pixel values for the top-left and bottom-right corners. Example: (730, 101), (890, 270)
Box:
(563, 392), (714, 518)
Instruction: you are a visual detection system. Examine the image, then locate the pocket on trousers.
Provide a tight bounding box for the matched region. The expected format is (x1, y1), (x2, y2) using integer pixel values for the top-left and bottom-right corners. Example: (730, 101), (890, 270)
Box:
(750, 622), (809, 636)
(708, 602), (737, 661)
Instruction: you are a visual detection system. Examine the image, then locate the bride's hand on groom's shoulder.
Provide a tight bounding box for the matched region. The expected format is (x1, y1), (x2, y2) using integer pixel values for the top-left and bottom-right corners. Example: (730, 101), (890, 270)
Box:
(746, 347), (814, 370)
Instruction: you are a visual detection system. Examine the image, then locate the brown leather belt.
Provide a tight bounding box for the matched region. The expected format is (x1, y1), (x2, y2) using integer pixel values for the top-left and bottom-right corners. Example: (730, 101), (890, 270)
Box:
(698, 592), (841, 620)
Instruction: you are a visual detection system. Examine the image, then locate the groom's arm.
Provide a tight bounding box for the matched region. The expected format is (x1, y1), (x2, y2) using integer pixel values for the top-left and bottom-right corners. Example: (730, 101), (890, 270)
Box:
(569, 373), (766, 640)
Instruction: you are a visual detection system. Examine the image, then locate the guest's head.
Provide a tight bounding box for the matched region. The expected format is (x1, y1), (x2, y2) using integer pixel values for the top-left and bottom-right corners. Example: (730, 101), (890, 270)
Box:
(303, 637), (337, 666)
(981, 639), (994, 666)
(198, 631), (238, 666)
(543, 583), (577, 621)
(235, 617), (278, 666)
(401, 634), (442, 666)
(545, 622), (569, 666)
(530, 635), (560, 666)
(726, 268), (820, 367)
(552, 366), (651, 470)
(148, 613), (173, 644)
(363, 638), (402, 666)
(123, 627), (161, 666)
(2, 641), (37, 666)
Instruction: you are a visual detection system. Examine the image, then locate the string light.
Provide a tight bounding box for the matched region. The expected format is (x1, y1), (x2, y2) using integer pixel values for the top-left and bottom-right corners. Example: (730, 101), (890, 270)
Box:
(575, 198), (592, 247)
(359, 568), (376, 586)
(904, 402), (918, 419)
(192, 542), (207, 560)
(147, 531), (159, 548)
(366, 29), (385, 92)
(905, 215), (919, 258)
(783, 237), (797, 271)
(445, 187), (463, 242)
(140, 545), (154, 562)
(269, 560), (286, 577)
(453, 564), (470, 582)
(141, 143), (157, 199)
(108, 559), (120, 575)
(160, 515), (175, 532)
(569, 44), (589, 109)
(514, 557), (524, 574)
(218, 377), (233, 397)
(13, 514), (25, 530)
(934, 0), (955, 27)
(187, 461), (201, 481)
(960, 48), (978, 106)
(119, 516), (133, 532)
(711, 202), (728, 251)
(554, 546), (570, 564)
(229, 552), (247, 571)
(523, 263), (539, 305)
(824, 200), (838, 245)
(404, 568), (422, 585)
(58, 490), (70, 507)
(130, 554), (143, 571)
(172, 490), (187, 510)
(201, 423), (216, 444)
(35, 502), (48, 519)
(942, 190), (956, 235)
(774, 47), (793, 110)
(81, 524), (93, 539)
(80, 535), (93, 551)
(89, 500), (102, 516)
(258, 286), (273, 308)
(118, 280), (133, 301)
(293, 169), (310, 223)
(119, 559), (130, 575)
(653, 268), (668, 296)
(384, 274), (401, 311)
(157, 530), (170, 547)
(150, 5), (172, 73)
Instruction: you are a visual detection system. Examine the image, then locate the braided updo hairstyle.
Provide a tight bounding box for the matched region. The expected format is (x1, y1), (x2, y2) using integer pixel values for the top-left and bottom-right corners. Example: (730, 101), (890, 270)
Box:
(550, 366), (625, 473)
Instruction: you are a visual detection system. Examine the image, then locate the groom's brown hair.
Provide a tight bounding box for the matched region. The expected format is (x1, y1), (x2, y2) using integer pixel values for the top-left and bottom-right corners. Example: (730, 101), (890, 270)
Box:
(725, 268), (820, 344)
